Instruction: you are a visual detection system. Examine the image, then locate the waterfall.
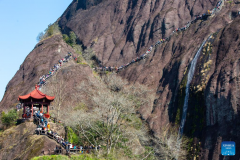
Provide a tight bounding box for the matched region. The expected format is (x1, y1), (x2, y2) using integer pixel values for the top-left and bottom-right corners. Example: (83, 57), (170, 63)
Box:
(176, 36), (211, 157)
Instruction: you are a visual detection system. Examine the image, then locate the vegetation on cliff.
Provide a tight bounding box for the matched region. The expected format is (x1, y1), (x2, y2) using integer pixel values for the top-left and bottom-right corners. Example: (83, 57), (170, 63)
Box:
(42, 71), (155, 159)
(1, 109), (18, 127)
(63, 31), (77, 47)
(32, 154), (102, 160)
(37, 23), (61, 42)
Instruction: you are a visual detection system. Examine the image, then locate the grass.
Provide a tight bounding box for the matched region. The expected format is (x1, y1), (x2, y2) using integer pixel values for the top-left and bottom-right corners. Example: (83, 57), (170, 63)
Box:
(79, 62), (89, 65)
(31, 154), (104, 160)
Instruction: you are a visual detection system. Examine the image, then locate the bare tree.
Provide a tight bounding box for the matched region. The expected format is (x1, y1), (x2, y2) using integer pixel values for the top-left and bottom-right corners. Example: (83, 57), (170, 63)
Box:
(36, 32), (44, 42)
(42, 77), (68, 121)
(152, 127), (189, 160)
(102, 73), (128, 92)
(93, 89), (136, 154)
(62, 73), (153, 156)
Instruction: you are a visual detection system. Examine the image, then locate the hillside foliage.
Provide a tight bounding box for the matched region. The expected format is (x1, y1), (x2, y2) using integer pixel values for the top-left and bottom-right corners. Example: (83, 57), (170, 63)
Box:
(63, 31), (77, 46)
(43, 72), (155, 159)
(1, 109), (18, 127)
(37, 23), (61, 42)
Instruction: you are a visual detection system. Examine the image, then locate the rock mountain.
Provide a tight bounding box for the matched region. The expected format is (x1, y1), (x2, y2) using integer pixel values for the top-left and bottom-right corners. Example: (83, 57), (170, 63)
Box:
(1, 0), (240, 159)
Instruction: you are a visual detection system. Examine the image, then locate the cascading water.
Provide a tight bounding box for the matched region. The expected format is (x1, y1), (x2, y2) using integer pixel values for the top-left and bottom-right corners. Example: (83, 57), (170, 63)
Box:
(176, 35), (211, 156)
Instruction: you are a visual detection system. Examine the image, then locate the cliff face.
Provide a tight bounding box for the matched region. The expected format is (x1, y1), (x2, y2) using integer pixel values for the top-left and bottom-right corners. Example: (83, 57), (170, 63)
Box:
(58, 0), (219, 66)
(1, 0), (240, 159)
(0, 35), (93, 111)
(58, 0), (240, 159)
(0, 122), (59, 160)
(201, 18), (240, 159)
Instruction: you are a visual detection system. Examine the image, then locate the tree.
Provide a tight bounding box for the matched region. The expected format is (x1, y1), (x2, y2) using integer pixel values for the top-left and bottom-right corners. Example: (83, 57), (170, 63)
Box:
(45, 23), (60, 37)
(63, 93), (140, 154)
(63, 34), (70, 44)
(37, 32), (44, 42)
(46, 23), (54, 36)
(62, 31), (77, 46)
(62, 73), (153, 156)
(82, 48), (95, 61)
(69, 31), (77, 46)
(37, 23), (60, 42)
(152, 127), (189, 160)
(42, 77), (68, 121)
(1, 109), (18, 127)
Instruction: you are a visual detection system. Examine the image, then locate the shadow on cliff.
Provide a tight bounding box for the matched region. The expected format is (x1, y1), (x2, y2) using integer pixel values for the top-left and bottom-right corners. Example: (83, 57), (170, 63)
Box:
(156, 60), (181, 123)
(199, 91), (240, 159)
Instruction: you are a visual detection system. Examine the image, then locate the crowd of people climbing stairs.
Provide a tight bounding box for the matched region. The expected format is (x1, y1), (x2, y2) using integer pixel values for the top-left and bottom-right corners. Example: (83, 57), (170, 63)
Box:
(94, 45), (154, 72)
(34, 111), (100, 154)
(93, 0), (225, 73)
(38, 52), (73, 90)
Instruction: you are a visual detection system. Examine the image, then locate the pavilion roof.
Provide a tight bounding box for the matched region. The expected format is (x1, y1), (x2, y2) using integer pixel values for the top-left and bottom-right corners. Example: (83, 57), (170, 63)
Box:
(18, 85), (55, 101)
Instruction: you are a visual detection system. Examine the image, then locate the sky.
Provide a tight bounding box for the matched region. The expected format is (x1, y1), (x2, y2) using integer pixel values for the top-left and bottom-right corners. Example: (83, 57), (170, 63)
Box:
(0, 0), (73, 101)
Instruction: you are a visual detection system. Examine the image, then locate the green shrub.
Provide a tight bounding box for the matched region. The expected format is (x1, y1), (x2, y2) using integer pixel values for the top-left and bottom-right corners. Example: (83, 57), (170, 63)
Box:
(63, 34), (70, 44)
(63, 31), (77, 46)
(72, 44), (83, 55)
(45, 23), (60, 37)
(69, 31), (77, 46)
(67, 127), (80, 144)
(1, 109), (18, 127)
(82, 48), (95, 61)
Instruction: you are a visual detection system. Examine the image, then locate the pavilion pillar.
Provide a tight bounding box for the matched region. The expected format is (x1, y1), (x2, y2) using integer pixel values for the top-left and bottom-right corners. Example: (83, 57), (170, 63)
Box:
(41, 104), (43, 113)
(31, 104), (33, 117)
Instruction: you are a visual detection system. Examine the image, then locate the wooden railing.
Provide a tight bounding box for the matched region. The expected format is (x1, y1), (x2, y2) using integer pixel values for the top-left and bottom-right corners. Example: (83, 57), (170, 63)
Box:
(35, 128), (98, 154)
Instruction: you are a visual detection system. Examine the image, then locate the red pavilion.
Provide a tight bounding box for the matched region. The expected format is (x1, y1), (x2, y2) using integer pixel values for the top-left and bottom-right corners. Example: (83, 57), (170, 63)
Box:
(18, 85), (55, 119)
